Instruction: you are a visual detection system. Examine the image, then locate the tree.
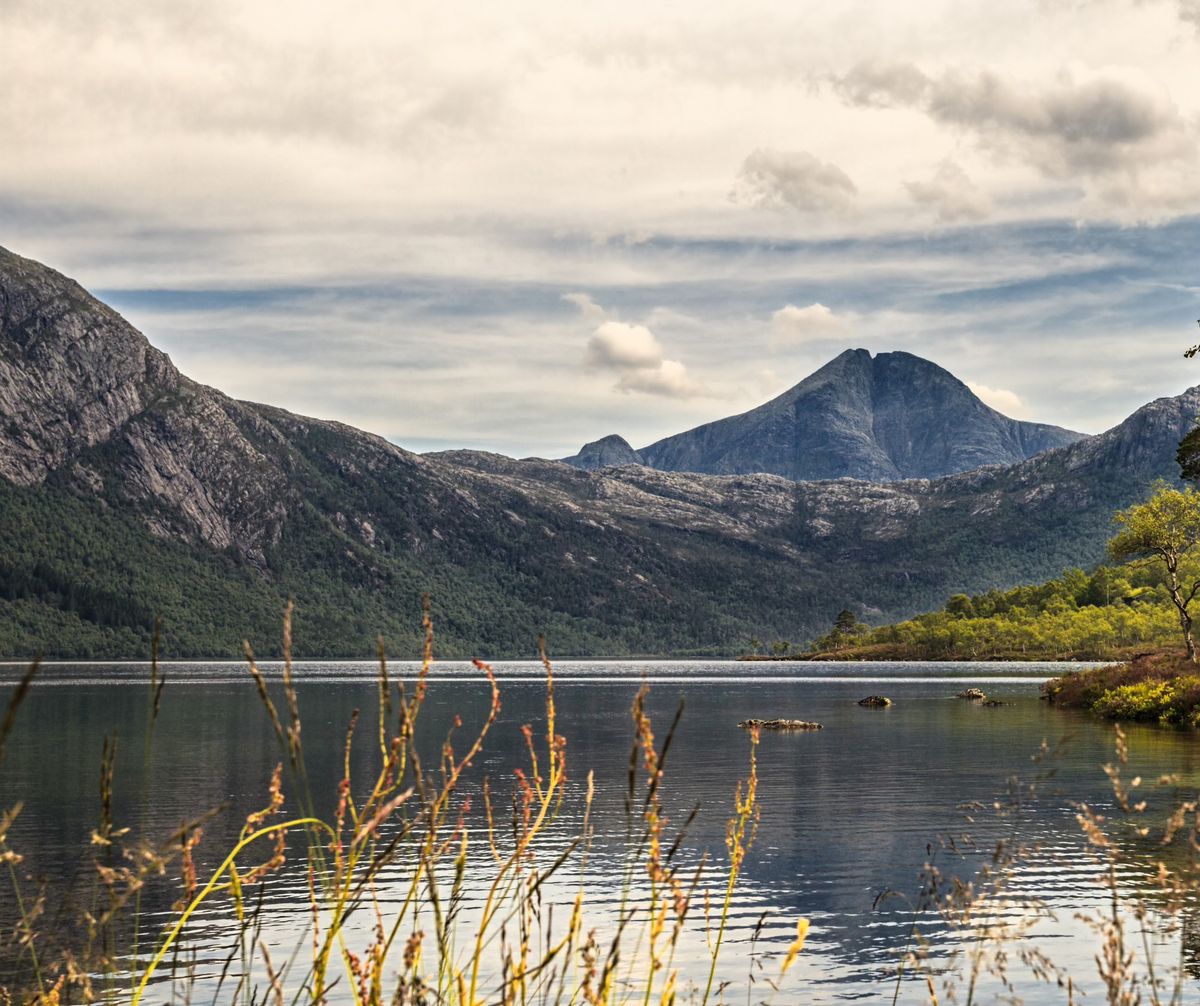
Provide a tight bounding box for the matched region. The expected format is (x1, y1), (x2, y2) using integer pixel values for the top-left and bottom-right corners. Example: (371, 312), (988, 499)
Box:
(1178, 425), (1200, 485)
(811, 608), (869, 652)
(1108, 485), (1200, 661)
(835, 609), (858, 632)
(944, 593), (975, 618)
(1185, 319), (1200, 359)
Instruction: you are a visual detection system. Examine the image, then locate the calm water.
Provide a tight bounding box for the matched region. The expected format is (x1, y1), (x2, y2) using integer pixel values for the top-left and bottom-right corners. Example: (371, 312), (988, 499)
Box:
(4, 660), (1200, 1004)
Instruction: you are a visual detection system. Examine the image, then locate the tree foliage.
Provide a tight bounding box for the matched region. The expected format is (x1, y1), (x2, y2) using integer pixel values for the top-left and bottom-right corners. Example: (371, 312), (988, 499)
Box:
(1109, 485), (1200, 661)
(818, 559), (1183, 659)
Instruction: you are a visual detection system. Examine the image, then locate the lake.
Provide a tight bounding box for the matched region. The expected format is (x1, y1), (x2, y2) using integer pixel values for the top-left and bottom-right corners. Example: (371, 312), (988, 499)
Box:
(4, 659), (1200, 1004)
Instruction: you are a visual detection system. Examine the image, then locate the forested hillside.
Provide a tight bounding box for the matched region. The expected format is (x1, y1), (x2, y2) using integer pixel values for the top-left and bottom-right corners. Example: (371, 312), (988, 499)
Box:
(1, 246), (1198, 660)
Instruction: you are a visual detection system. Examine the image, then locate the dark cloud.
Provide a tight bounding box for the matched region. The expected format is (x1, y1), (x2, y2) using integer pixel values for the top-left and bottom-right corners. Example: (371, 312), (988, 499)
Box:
(833, 61), (1192, 180)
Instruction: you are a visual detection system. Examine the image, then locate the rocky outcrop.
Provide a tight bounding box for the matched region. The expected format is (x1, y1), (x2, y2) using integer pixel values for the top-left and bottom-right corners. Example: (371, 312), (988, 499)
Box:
(739, 718), (823, 730)
(565, 349), (1083, 482)
(0, 247), (181, 485)
(857, 695), (892, 707)
(560, 434), (642, 470)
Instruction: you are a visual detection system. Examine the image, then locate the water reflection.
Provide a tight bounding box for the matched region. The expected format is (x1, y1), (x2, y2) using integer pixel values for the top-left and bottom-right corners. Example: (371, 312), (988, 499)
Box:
(2, 661), (1199, 1003)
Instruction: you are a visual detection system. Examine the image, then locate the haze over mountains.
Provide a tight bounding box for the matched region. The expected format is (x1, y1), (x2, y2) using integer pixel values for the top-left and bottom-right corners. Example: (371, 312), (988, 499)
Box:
(0, 246), (1195, 659)
(562, 349), (1084, 481)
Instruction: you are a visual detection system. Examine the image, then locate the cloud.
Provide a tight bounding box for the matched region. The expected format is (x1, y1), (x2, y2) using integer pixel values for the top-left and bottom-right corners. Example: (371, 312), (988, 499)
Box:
(730, 149), (857, 213)
(583, 317), (709, 398)
(587, 321), (664, 369)
(832, 61), (930, 108)
(616, 359), (705, 397)
(563, 291), (608, 322)
(905, 160), (991, 222)
(966, 381), (1028, 417)
(770, 303), (852, 348)
(832, 61), (1193, 183)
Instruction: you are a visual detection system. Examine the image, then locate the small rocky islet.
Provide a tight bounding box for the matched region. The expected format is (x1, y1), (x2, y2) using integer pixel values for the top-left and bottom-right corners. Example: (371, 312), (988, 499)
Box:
(857, 695), (892, 707)
(738, 718), (823, 731)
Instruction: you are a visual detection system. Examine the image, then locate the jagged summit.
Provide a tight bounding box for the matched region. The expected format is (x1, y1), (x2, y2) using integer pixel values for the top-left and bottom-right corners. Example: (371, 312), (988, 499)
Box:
(564, 348), (1084, 481)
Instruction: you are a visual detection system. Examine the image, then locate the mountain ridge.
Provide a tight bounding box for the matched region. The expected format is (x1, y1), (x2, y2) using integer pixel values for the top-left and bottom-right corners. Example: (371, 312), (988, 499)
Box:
(0, 245), (1192, 659)
(563, 348), (1083, 480)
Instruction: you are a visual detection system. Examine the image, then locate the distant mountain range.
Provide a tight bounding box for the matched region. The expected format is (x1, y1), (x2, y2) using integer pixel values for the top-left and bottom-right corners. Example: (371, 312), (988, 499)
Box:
(0, 246), (1195, 659)
(562, 349), (1084, 480)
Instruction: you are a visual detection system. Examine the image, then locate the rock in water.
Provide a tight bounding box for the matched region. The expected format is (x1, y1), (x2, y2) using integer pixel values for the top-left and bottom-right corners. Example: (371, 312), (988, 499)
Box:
(738, 718), (823, 730)
(957, 688), (987, 700)
(857, 695), (892, 707)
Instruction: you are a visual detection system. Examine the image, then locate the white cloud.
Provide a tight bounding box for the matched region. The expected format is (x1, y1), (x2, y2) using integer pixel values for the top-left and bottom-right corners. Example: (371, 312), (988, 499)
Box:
(616, 359), (706, 397)
(905, 160), (991, 222)
(730, 149), (857, 213)
(5, 0), (1200, 452)
(831, 61), (930, 108)
(967, 381), (1028, 417)
(582, 315), (709, 399)
(770, 303), (852, 348)
(563, 291), (608, 322)
(586, 321), (665, 369)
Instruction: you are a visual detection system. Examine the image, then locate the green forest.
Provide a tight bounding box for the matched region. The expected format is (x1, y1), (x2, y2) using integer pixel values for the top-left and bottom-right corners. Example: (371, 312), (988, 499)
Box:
(804, 560), (1184, 660)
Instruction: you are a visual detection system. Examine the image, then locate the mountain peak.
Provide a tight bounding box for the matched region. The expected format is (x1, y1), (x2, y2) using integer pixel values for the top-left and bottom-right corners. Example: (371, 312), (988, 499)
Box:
(560, 434), (643, 470)
(564, 349), (1084, 482)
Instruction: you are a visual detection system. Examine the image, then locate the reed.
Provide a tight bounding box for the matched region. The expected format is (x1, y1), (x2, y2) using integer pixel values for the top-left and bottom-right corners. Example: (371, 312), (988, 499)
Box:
(5, 608), (1200, 1005)
(0, 607), (802, 1006)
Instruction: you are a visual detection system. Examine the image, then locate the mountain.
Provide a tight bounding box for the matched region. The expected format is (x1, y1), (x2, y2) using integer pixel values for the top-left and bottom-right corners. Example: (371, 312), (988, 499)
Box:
(559, 434), (643, 470)
(0, 246), (1194, 660)
(564, 349), (1084, 480)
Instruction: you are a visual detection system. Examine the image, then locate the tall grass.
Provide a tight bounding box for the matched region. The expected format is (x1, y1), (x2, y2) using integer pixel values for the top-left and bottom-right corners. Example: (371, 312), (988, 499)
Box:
(0, 606), (802, 1006)
(5, 611), (1200, 1005)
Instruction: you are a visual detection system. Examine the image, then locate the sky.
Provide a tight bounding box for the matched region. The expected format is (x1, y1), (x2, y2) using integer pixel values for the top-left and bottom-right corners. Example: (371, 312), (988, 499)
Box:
(3, 0), (1200, 458)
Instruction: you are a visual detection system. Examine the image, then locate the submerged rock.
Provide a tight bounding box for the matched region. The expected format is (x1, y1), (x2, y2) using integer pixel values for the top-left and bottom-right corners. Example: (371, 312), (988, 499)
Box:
(857, 695), (892, 707)
(738, 718), (823, 731)
(981, 698), (1007, 707)
(957, 688), (987, 700)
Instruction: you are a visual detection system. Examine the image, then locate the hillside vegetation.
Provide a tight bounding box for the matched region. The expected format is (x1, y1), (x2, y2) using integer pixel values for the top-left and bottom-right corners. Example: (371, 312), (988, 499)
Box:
(3, 246), (1200, 659)
(805, 561), (1187, 660)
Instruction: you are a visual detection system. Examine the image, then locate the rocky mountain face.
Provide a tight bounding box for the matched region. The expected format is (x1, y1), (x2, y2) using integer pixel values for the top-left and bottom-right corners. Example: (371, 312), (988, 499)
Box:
(559, 434), (643, 470)
(0, 247), (1192, 659)
(564, 349), (1083, 481)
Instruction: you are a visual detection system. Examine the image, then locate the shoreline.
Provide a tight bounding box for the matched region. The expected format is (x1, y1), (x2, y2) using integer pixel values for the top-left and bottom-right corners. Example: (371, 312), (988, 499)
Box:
(739, 647), (1125, 663)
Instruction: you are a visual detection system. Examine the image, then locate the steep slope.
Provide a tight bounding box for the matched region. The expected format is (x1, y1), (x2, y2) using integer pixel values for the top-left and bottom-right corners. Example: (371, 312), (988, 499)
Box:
(0, 246), (1190, 659)
(569, 349), (1082, 480)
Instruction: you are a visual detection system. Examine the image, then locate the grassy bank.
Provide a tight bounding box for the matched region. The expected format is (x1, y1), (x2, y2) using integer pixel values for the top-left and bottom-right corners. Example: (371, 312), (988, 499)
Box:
(1043, 649), (1200, 725)
(743, 642), (1155, 662)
